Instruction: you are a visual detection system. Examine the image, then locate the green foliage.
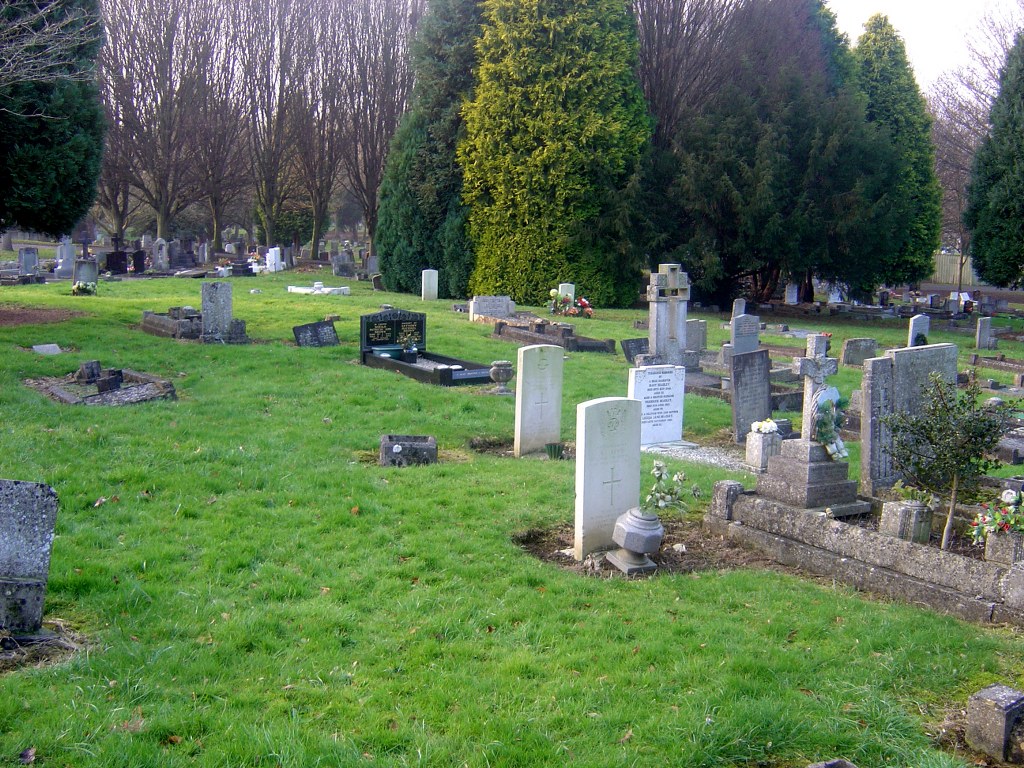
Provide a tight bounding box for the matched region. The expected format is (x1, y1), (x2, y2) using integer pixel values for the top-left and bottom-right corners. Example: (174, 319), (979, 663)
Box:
(376, 0), (481, 298)
(965, 32), (1024, 287)
(0, 0), (105, 236)
(638, 0), (902, 305)
(458, 0), (650, 306)
(882, 373), (1014, 549)
(255, 207), (314, 248)
(854, 14), (942, 286)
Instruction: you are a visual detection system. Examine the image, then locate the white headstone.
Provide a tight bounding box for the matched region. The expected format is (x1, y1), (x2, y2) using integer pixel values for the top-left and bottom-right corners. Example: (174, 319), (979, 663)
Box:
(422, 269), (439, 301)
(266, 247), (283, 272)
(785, 283), (799, 305)
(558, 283), (575, 303)
(730, 313), (760, 355)
(514, 345), (564, 457)
(141, 234), (152, 249)
(976, 316), (996, 350)
(627, 365), (685, 445)
(224, 242), (236, 255)
(908, 314), (930, 347)
(574, 397), (642, 559)
(152, 238), (168, 271)
(732, 298), (746, 317)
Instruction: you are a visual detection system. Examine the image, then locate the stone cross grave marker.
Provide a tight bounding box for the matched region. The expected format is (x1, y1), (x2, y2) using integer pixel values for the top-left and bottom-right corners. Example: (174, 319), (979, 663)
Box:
(646, 264), (690, 365)
(0, 480), (59, 633)
(574, 397), (641, 559)
(628, 365), (685, 445)
(422, 269), (439, 301)
(514, 344), (564, 457)
(794, 334), (838, 441)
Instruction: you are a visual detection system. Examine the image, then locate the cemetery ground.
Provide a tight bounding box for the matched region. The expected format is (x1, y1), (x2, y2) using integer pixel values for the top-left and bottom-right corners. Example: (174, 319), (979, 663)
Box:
(1, 275), (1024, 768)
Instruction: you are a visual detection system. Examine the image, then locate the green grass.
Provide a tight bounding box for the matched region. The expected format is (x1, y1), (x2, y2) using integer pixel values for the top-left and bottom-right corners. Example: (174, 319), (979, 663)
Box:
(1, 276), (1023, 767)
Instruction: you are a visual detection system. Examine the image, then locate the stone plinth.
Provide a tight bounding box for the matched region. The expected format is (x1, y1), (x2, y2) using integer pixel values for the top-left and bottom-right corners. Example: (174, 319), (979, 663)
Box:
(879, 501), (931, 544)
(756, 440), (868, 515)
(745, 431), (781, 473)
(966, 684), (1024, 762)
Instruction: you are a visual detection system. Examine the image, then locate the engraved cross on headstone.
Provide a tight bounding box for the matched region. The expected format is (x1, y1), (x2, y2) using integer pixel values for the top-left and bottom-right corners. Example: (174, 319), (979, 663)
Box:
(603, 466), (622, 506)
(793, 334), (838, 441)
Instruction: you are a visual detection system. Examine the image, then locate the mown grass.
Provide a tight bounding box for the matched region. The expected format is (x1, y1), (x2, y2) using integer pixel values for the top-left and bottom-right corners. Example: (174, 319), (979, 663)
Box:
(1, 275), (1022, 767)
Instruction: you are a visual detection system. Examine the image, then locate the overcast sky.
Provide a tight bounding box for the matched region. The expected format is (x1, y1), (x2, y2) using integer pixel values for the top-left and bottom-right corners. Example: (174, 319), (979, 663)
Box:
(826, 0), (1019, 90)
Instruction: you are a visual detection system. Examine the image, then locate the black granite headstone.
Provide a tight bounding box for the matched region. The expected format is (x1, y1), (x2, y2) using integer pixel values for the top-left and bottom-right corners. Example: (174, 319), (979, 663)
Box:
(620, 337), (649, 364)
(360, 309), (426, 352)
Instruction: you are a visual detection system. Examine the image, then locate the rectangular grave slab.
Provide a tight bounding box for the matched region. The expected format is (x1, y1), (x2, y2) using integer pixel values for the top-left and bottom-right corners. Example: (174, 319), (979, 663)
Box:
(0, 480), (58, 633)
(379, 435), (437, 467)
(293, 321), (340, 348)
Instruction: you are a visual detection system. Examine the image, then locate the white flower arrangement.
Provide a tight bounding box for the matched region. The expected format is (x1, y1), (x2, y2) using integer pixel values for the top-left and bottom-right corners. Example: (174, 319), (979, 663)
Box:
(750, 419), (779, 434)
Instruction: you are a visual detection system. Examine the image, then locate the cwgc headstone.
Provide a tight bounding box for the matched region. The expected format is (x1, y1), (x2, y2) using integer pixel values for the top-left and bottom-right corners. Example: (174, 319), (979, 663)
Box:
(574, 397), (642, 559)
(731, 349), (772, 443)
(514, 344), (564, 457)
(730, 313), (760, 355)
(686, 319), (707, 352)
(421, 269), (439, 301)
(558, 283), (575, 303)
(620, 338), (649, 365)
(468, 295), (516, 321)
(18, 247), (39, 275)
(839, 338), (878, 366)
(0, 480), (59, 633)
(647, 264), (690, 366)
(785, 283), (800, 305)
(628, 365), (685, 445)
(201, 282), (233, 342)
(293, 320), (339, 347)
(908, 314), (930, 346)
(860, 343), (959, 495)
(266, 247), (283, 273)
(977, 316), (997, 350)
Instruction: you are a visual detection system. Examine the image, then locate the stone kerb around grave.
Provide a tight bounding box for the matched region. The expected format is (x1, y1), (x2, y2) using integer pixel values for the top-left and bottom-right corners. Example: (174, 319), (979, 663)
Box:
(574, 397), (641, 560)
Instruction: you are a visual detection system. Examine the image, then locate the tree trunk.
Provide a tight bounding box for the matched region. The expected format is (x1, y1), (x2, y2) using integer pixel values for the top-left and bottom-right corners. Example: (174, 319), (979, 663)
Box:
(941, 473), (959, 550)
(799, 269), (815, 303)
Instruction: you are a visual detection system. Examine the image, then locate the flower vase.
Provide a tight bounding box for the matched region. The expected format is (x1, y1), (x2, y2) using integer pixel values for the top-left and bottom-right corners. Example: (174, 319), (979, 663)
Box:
(984, 531), (1024, 566)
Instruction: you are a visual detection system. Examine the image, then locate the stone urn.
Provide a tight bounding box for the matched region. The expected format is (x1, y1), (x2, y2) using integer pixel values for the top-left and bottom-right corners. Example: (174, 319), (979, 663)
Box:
(489, 360), (514, 395)
(606, 508), (664, 575)
(984, 531), (1024, 566)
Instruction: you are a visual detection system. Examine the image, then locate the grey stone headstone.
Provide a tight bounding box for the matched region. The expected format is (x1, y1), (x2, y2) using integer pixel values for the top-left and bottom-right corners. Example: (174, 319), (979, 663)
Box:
(731, 349), (772, 443)
(965, 684), (1024, 762)
(908, 314), (930, 346)
(976, 316), (996, 350)
(293, 321), (339, 347)
(32, 344), (62, 355)
(686, 319), (707, 352)
(469, 295), (516, 320)
(379, 435), (437, 467)
(730, 313), (760, 355)
(620, 338), (649, 365)
(202, 282), (233, 342)
(839, 338), (877, 366)
(784, 283), (799, 305)
(731, 298), (746, 317)
(18, 247), (39, 275)
(0, 480), (59, 633)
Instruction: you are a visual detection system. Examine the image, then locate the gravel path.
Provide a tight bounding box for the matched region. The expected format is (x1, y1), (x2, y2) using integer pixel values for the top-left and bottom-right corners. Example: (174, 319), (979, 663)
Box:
(642, 441), (750, 472)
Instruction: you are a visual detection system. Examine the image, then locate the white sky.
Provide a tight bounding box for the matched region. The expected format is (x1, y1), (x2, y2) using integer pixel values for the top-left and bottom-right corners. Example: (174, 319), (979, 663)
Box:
(826, 0), (1019, 91)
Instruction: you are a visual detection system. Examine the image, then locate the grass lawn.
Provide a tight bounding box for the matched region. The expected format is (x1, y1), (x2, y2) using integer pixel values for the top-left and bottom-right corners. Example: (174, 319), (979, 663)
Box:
(1, 274), (1022, 767)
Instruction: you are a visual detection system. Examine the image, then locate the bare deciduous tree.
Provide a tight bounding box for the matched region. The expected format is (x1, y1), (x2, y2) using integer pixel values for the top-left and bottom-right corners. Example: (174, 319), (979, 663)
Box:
(0, 1), (102, 92)
(338, 0), (424, 256)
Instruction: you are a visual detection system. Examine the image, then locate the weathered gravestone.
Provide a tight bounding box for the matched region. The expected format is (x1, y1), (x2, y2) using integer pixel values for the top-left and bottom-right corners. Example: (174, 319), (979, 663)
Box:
(266, 247), (283, 273)
(756, 334), (869, 515)
(646, 264), (690, 366)
(514, 344), (564, 457)
(732, 298), (746, 317)
(379, 435), (438, 467)
(620, 338), (649, 365)
(977, 316), (998, 350)
(18, 247), (39, 275)
(686, 319), (707, 352)
(784, 283), (800, 305)
(908, 314), (930, 347)
(421, 269), (439, 301)
(201, 282), (249, 344)
(0, 480), (59, 634)
(628, 365), (685, 445)
(731, 349), (772, 443)
(839, 338), (878, 366)
(574, 397), (641, 560)
(468, 295), (516, 321)
(965, 683), (1024, 763)
(293, 321), (339, 347)
(731, 313), (760, 355)
(860, 343), (959, 496)
(55, 238), (76, 278)
(72, 258), (98, 285)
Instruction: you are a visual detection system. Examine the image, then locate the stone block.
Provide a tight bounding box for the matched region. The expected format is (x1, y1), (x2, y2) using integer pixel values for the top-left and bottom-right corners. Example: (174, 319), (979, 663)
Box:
(879, 501), (932, 544)
(745, 431), (781, 473)
(0, 480), (58, 634)
(378, 435), (437, 467)
(709, 480), (745, 521)
(966, 684), (1024, 761)
(0, 577), (46, 634)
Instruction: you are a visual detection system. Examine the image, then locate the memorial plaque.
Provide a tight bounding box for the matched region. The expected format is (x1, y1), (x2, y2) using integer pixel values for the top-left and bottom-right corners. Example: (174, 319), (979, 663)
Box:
(293, 321), (340, 348)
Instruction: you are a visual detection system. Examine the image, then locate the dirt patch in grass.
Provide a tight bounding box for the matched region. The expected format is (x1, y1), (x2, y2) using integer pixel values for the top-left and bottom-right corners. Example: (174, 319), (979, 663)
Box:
(0, 306), (85, 327)
(514, 517), (798, 578)
(468, 436), (576, 460)
(0, 619), (86, 674)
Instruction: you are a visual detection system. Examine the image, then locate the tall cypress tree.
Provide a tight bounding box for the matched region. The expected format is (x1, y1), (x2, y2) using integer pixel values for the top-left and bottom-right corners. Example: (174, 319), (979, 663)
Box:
(458, 0), (650, 307)
(0, 0), (105, 236)
(965, 33), (1024, 287)
(376, 0), (483, 298)
(854, 14), (941, 286)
